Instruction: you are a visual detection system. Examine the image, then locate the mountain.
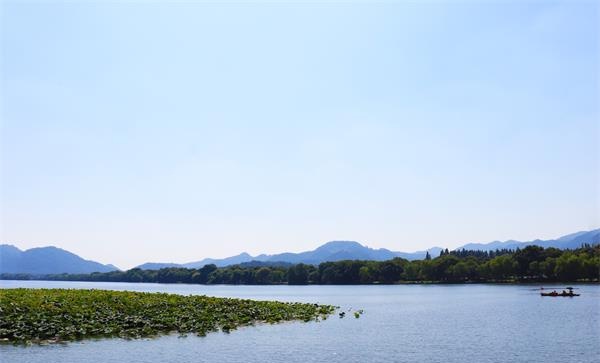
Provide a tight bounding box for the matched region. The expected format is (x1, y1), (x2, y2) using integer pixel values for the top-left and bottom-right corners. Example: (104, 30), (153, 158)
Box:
(135, 253), (256, 270)
(0, 245), (119, 275)
(395, 247), (444, 260)
(135, 262), (182, 270)
(258, 241), (399, 265)
(234, 260), (293, 268)
(184, 253), (254, 268)
(134, 241), (445, 270)
(258, 241), (443, 264)
(134, 229), (599, 270)
(456, 229), (600, 251)
(5, 229), (598, 273)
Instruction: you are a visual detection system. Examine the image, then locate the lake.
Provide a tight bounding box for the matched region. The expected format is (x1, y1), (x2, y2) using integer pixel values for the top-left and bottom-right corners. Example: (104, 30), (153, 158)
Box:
(1, 281), (598, 363)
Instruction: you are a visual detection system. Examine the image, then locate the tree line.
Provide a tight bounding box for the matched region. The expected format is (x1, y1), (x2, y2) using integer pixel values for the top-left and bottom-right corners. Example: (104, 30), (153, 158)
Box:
(2, 245), (598, 285)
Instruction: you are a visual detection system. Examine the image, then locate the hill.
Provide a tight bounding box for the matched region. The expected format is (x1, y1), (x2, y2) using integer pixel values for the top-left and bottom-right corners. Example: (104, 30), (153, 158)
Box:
(134, 229), (599, 270)
(457, 229), (599, 251)
(133, 241), (445, 270)
(0, 245), (118, 274)
(3, 229), (598, 273)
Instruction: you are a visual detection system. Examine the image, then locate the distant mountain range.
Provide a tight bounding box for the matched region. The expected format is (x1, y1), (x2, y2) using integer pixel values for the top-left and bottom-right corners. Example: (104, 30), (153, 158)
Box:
(458, 229), (600, 251)
(0, 245), (118, 275)
(2, 229), (598, 274)
(135, 241), (444, 270)
(134, 229), (599, 270)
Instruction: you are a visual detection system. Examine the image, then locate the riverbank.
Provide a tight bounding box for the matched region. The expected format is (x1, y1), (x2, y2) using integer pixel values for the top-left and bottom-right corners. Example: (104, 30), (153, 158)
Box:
(3, 244), (597, 285)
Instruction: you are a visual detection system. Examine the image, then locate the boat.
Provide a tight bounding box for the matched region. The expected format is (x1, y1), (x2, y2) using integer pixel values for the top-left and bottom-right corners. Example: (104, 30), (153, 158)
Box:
(540, 287), (580, 297)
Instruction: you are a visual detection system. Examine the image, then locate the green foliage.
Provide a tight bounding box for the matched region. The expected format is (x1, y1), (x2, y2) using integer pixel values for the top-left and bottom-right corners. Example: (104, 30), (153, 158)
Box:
(288, 264), (312, 285)
(487, 255), (518, 279)
(0, 288), (336, 344)
(378, 260), (404, 283)
(2, 245), (598, 285)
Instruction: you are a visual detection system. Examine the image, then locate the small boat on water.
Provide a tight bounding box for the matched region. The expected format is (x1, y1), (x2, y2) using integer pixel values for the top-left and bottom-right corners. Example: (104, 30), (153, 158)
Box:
(540, 287), (580, 297)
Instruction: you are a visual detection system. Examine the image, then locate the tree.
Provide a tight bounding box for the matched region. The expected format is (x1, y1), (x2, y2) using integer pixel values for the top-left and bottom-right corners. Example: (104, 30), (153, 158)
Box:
(255, 267), (272, 284)
(539, 257), (557, 280)
(378, 261), (402, 283)
(449, 261), (469, 281)
(308, 270), (320, 284)
(359, 266), (374, 284)
(513, 245), (544, 276)
(554, 253), (583, 281)
(270, 270), (285, 283)
(197, 264), (217, 283)
(16, 244), (598, 285)
(429, 255), (459, 281)
(288, 264), (309, 285)
(488, 255), (517, 280)
(402, 261), (421, 281)
(582, 254), (600, 279)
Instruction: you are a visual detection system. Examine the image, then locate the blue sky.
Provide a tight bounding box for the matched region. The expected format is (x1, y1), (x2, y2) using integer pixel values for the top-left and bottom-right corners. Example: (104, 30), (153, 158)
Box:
(1, 0), (598, 269)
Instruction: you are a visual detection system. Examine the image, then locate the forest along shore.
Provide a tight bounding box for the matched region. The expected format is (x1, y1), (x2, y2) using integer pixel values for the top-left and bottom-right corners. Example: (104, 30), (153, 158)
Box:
(2, 245), (598, 285)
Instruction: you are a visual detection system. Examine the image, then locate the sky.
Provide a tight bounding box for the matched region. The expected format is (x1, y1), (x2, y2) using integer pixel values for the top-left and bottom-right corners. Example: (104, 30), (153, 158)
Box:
(1, 0), (598, 269)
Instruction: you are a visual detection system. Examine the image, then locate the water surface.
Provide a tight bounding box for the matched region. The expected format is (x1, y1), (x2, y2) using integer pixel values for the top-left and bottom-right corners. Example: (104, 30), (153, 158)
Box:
(1, 281), (598, 363)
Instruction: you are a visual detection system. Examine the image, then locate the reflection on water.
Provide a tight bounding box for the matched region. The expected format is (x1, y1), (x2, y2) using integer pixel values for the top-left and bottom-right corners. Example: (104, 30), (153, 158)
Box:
(1, 281), (599, 363)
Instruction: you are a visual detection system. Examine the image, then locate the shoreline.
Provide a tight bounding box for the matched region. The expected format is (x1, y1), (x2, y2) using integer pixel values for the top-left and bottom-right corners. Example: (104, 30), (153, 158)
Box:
(1, 278), (598, 286)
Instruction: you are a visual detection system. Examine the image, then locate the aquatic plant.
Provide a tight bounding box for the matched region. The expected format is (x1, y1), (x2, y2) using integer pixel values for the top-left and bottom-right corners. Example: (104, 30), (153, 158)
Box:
(0, 288), (336, 344)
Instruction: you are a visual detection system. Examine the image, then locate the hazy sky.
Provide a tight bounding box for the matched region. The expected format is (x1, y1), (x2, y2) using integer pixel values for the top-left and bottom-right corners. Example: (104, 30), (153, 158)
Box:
(1, 0), (598, 269)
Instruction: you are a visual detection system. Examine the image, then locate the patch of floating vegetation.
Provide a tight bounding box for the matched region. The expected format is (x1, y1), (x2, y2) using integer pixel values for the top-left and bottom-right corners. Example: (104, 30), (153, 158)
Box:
(0, 288), (336, 344)
(338, 309), (364, 319)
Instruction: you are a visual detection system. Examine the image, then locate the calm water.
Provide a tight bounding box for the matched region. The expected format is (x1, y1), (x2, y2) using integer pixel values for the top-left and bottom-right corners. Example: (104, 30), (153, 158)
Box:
(1, 281), (599, 363)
